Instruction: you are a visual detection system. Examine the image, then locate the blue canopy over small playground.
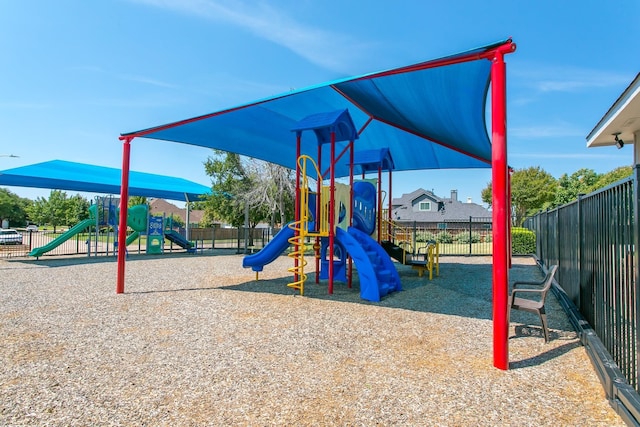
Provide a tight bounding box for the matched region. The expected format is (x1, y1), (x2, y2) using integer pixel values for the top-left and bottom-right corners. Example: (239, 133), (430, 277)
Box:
(0, 160), (210, 202)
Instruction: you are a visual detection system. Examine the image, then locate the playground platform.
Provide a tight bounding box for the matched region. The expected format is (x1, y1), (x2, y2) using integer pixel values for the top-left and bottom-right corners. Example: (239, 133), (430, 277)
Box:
(0, 254), (623, 425)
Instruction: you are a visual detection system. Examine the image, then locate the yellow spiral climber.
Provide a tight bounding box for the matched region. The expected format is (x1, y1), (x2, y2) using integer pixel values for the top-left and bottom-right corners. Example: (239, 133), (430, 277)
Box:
(287, 155), (326, 295)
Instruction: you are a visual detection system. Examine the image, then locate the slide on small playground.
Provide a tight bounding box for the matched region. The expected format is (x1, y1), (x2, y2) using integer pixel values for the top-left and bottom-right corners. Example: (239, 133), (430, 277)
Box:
(242, 181), (401, 301)
(29, 218), (95, 258)
(125, 231), (140, 246)
(242, 224), (294, 272)
(164, 229), (195, 251)
(335, 226), (402, 302)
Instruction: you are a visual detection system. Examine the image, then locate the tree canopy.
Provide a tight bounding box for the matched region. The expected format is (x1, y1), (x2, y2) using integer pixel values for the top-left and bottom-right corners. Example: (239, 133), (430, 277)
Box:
(0, 188), (31, 227)
(203, 150), (295, 229)
(481, 165), (634, 225)
(25, 190), (90, 232)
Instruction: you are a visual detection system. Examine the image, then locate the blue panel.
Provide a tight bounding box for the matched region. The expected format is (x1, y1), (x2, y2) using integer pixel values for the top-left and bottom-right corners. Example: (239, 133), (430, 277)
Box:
(0, 160), (210, 202)
(123, 40), (513, 177)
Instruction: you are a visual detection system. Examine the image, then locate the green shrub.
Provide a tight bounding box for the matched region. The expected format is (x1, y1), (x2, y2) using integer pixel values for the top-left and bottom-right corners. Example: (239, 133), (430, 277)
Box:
(415, 231), (436, 242)
(456, 231), (482, 244)
(511, 227), (536, 255)
(435, 231), (453, 244)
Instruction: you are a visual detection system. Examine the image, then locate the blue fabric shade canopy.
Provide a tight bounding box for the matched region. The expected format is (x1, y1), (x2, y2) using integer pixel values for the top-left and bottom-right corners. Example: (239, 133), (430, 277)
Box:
(123, 40), (512, 178)
(0, 160), (210, 202)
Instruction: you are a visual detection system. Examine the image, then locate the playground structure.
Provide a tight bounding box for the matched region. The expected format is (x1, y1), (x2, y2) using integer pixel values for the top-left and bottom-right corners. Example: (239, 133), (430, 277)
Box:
(116, 39), (516, 369)
(28, 198), (194, 258)
(243, 109), (440, 302)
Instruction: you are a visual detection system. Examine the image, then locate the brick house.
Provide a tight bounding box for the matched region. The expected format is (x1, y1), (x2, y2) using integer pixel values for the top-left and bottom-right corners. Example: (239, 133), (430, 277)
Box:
(148, 199), (206, 226)
(391, 188), (491, 233)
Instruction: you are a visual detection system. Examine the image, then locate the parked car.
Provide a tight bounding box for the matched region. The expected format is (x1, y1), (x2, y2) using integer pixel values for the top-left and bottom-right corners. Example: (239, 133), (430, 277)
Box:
(26, 225), (38, 232)
(0, 229), (23, 245)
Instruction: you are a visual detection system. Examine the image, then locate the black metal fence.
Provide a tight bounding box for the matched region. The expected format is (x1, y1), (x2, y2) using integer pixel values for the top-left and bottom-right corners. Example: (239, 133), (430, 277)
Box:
(524, 170), (638, 394)
(391, 217), (493, 255)
(0, 227), (271, 259)
(1, 217), (494, 260)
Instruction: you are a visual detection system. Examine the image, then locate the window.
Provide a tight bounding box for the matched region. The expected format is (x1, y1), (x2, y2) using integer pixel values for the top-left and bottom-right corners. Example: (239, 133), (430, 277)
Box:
(437, 223), (447, 230)
(419, 201), (431, 211)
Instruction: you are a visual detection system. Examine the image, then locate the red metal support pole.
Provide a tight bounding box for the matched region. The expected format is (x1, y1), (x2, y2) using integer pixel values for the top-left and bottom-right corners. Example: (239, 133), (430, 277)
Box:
(491, 41), (516, 370)
(116, 136), (133, 294)
(328, 131), (336, 294)
(388, 170), (393, 238)
(377, 165), (382, 243)
(316, 142), (322, 284)
(348, 140), (354, 288)
(295, 133), (301, 224)
(294, 133), (301, 283)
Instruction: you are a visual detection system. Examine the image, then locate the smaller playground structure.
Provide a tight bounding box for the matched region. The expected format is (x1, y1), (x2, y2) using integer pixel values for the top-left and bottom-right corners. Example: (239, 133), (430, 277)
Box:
(29, 197), (195, 258)
(243, 110), (439, 302)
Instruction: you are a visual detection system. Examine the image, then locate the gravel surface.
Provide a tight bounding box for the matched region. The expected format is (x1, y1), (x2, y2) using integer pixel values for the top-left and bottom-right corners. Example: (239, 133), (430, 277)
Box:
(0, 252), (624, 426)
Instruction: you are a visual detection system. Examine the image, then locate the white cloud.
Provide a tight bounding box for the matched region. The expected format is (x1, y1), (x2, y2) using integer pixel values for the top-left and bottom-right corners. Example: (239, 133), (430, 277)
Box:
(117, 74), (178, 89)
(514, 65), (631, 94)
(127, 0), (371, 73)
(0, 102), (52, 109)
(67, 65), (178, 89)
(510, 152), (627, 160)
(509, 123), (584, 139)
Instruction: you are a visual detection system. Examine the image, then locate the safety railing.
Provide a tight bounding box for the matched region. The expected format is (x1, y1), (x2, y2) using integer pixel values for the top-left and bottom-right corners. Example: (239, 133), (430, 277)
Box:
(524, 167), (640, 424)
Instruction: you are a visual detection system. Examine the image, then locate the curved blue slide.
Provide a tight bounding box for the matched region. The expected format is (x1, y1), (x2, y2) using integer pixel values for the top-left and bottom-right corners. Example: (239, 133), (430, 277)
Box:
(242, 224), (294, 272)
(336, 227), (402, 302)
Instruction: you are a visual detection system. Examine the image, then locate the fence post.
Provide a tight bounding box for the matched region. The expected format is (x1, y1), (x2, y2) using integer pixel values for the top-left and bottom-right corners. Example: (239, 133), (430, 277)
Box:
(577, 194), (584, 311)
(413, 221), (417, 253)
(469, 216), (472, 255)
(545, 208), (550, 267)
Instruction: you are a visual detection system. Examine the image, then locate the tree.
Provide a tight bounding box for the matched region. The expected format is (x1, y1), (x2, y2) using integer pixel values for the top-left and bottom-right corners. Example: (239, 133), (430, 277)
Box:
(480, 185), (492, 207)
(128, 196), (148, 208)
(203, 151), (267, 228)
(481, 166), (556, 226)
(203, 151), (296, 230)
(244, 159), (295, 228)
(0, 188), (30, 227)
(65, 195), (90, 226)
(26, 197), (49, 227)
(25, 190), (89, 232)
(47, 190), (69, 231)
(592, 165), (632, 190)
(553, 168), (599, 207)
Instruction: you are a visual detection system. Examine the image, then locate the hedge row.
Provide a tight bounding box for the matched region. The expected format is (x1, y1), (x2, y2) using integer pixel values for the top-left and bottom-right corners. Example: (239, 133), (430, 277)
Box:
(511, 227), (536, 255)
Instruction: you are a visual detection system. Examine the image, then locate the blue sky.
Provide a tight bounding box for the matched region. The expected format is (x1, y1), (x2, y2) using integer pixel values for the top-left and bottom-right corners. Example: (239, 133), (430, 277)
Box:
(1, 0), (639, 207)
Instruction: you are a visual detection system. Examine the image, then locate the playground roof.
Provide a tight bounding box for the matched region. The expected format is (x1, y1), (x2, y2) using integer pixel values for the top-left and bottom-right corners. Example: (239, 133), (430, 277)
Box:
(122, 39), (514, 179)
(0, 160), (210, 202)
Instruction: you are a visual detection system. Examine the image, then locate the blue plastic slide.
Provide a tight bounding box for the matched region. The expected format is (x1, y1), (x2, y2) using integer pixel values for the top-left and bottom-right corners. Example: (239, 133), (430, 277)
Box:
(29, 218), (95, 258)
(335, 227), (402, 302)
(165, 229), (194, 250)
(242, 225), (294, 272)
